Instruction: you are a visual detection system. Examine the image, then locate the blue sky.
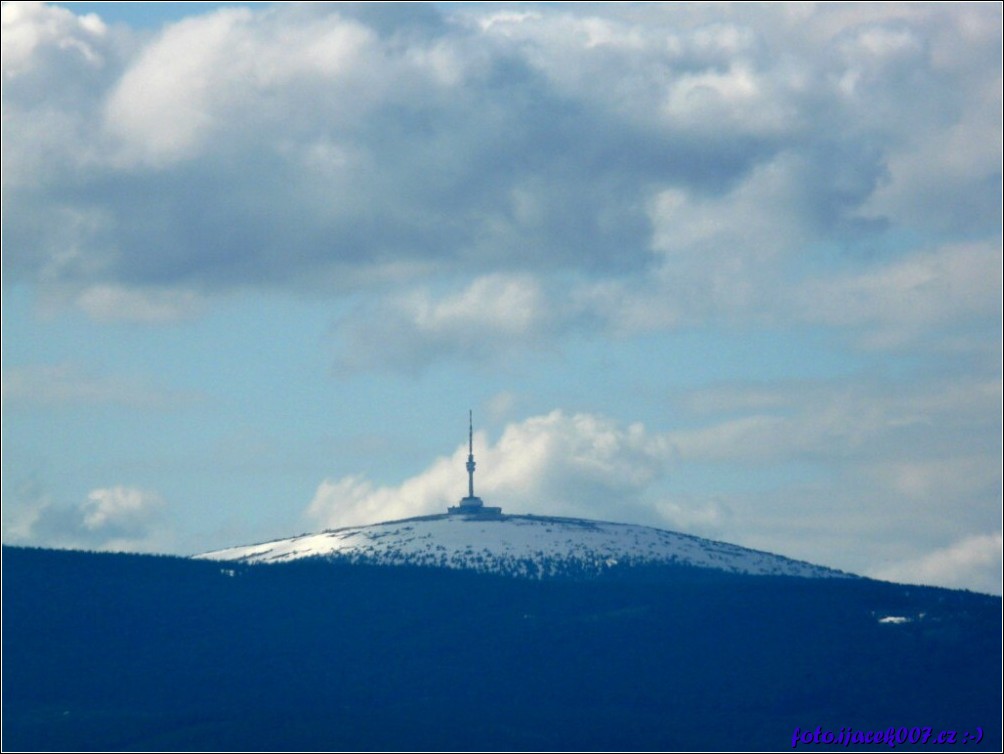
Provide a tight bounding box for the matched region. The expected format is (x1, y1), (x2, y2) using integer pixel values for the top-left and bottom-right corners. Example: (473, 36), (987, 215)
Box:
(2, 1), (1001, 594)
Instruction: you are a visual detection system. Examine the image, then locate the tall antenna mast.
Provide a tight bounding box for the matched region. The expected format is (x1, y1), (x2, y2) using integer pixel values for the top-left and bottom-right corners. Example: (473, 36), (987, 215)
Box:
(466, 409), (476, 498)
(448, 408), (500, 516)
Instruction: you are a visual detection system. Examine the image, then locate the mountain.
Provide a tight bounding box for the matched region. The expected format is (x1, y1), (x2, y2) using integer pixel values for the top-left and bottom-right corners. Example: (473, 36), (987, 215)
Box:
(196, 512), (851, 580)
(4, 533), (1001, 751)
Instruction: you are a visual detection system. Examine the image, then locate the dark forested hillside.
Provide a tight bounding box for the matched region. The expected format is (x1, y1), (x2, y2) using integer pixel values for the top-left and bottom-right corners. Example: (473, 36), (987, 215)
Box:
(2, 546), (1000, 751)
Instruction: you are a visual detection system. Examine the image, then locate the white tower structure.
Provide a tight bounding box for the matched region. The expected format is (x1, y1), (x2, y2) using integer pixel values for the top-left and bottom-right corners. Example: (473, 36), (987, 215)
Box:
(465, 409), (477, 501)
(448, 410), (501, 516)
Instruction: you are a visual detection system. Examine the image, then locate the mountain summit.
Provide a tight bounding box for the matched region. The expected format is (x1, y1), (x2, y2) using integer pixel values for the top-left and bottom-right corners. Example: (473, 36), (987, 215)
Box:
(197, 513), (850, 580)
(199, 413), (850, 579)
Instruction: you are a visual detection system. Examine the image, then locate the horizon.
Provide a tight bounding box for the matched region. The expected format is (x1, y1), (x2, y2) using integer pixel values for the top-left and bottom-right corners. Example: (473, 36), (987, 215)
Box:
(2, 1), (1001, 595)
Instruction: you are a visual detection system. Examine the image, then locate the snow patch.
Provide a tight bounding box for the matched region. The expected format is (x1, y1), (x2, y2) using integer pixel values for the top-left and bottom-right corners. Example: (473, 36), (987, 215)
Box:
(196, 513), (851, 580)
(878, 615), (911, 624)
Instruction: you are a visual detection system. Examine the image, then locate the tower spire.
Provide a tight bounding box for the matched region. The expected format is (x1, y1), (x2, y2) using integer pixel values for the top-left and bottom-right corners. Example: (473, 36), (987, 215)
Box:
(466, 409), (476, 499)
(448, 409), (501, 516)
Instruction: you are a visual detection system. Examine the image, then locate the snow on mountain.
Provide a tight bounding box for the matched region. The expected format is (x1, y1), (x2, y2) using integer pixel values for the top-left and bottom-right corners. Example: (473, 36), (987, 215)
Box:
(196, 513), (851, 580)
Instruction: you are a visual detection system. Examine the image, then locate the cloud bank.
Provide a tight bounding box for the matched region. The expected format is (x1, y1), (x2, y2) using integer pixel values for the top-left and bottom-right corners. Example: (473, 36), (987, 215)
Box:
(2, 481), (172, 553)
(3, 2), (999, 366)
(307, 410), (713, 531)
(871, 533), (1004, 596)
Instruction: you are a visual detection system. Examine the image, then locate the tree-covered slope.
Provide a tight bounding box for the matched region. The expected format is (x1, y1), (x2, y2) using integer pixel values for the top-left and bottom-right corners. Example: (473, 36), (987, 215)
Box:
(2, 546), (999, 751)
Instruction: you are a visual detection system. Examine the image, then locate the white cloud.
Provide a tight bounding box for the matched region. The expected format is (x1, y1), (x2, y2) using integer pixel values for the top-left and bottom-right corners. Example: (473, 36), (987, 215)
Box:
(870, 533), (1003, 595)
(668, 415), (790, 463)
(839, 24), (923, 63)
(670, 376), (1001, 464)
(334, 274), (563, 373)
(410, 275), (547, 338)
(1, 481), (173, 554)
(307, 410), (690, 530)
(101, 7), (382, 167)
(1, 1), (107, 78)
(628, 144), (886, 329)
(1, 2), (123, 191)
(866, 456), (1001, 502)
(648, 153), (812, 263)
(849, 11), (1003, 235)
(307, 467), (454, 530)
(307, 410), (740, 540)
(102, 10), (241, 166)
(797, 242), (1002, 347)
(82, 485), (164, 531)
(0, 482), (52, 542)
(662, 62), (793, 136)
(652, 496), (732, 535)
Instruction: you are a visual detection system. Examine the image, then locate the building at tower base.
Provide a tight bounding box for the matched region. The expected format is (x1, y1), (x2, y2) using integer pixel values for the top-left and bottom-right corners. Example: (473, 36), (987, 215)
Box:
(447, 496), (502, 517)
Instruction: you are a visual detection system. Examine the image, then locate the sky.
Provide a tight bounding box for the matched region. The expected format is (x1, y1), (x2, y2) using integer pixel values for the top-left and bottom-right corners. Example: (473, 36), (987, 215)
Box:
(2, 1), (1001, 595)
